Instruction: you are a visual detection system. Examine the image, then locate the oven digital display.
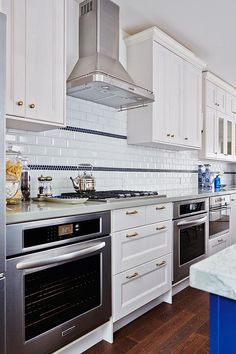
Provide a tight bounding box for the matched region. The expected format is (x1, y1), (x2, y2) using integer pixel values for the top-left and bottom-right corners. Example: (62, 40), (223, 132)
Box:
(58, 224), (73, 236)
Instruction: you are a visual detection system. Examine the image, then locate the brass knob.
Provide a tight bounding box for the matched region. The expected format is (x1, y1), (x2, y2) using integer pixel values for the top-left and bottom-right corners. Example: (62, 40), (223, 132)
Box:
(167, 134), (171, 137)
(185, 137), (188, 140)
(17, 100), (24, 106)
(29, 103), (35, 109)
(171, 134), (175, 138)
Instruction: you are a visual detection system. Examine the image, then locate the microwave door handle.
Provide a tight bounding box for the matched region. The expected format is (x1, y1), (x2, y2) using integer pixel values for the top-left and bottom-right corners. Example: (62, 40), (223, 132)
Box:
(16, 242), (106, 270)
(177, 216), (207, 227)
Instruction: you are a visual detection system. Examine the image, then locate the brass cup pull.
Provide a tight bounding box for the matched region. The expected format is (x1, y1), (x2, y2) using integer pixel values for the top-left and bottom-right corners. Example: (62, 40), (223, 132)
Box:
(156, 206), (165, 210)
(167, 133), (171, 137)
(29, 103), (35, 109)
(17, 100), (24, 106)
(156, 260), (166, 268)
(171, 134), (175, 138)
(218, 239), (224, 243)
(126, 210), (138, 215)
(126, 272), (139, 279)
(126, 232), (138, 238)
(156, 226), (166, 231)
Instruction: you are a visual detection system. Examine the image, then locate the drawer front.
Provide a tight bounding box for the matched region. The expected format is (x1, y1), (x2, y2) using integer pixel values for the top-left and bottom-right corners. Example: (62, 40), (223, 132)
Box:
(112, 206), (146, 232)
(113, 253), (171, 321)
(146, 203), (173, 224)
(112, 220), (172, 274)
(208, 233), (230, 256)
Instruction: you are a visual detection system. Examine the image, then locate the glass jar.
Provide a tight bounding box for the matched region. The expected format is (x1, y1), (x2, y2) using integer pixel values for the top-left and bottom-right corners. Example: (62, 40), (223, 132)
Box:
(6, 146), (23, 205)
(21, 158), (31, 202)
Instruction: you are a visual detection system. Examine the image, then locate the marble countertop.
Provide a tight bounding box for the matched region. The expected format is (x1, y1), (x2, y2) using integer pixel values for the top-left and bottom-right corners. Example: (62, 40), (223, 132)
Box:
(190, 245), (236, 301)
(6, 186), (236, 224)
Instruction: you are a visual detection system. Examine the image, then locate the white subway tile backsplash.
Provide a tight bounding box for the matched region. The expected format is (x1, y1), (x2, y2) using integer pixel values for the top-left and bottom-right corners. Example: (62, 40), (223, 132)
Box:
(6, 96), (236, 195)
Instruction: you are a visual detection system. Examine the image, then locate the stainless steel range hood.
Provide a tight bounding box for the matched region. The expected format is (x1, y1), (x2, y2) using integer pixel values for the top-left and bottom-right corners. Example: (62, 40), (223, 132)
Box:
(67, 0), (154, 110)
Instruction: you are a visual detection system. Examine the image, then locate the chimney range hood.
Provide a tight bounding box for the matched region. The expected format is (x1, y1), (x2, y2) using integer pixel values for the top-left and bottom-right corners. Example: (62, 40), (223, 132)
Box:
(67, 0), (154, 110)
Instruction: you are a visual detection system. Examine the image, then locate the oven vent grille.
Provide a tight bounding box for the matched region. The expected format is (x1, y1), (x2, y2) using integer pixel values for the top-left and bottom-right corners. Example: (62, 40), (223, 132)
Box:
(81, 1), (93, 16)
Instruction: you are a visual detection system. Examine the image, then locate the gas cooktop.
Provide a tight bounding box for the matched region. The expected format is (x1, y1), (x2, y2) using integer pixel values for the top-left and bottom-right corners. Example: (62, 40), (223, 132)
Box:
(60, 190), (166, 203)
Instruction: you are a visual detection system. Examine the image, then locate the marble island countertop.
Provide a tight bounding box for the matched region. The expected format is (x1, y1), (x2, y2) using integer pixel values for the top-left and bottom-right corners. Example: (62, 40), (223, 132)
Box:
(190, 245), (236, 301)
(6, 186), (236, 224)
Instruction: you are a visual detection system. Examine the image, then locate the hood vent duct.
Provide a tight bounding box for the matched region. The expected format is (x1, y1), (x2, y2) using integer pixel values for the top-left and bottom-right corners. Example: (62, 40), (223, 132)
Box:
(67, 0), (154, 110)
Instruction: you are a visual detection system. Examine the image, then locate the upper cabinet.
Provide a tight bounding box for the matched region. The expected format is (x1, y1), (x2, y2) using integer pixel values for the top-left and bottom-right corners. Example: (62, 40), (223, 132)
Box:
(126, 27), (205, 150)
(1, 0), (66, 131)
(200, 72), (236, 162)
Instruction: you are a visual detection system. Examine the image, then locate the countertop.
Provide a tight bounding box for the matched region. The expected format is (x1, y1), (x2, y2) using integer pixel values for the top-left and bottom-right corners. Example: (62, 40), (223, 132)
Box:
(190, 245), (236, 301)
(6, 187), (236, 224)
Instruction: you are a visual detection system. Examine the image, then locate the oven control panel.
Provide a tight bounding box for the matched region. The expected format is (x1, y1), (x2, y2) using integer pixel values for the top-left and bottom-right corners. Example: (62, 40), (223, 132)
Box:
(23, 219), (100, 248)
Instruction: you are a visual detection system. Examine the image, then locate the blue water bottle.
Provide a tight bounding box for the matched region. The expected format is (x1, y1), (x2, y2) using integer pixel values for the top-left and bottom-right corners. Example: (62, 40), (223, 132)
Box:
(214, 175), (221, 190)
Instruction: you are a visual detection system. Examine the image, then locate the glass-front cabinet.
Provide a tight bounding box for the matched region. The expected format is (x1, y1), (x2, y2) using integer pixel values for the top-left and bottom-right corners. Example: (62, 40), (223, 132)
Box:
(214, 112), (234, 161)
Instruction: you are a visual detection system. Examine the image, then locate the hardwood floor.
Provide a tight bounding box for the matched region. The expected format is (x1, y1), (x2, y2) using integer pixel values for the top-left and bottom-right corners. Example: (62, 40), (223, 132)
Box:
(85, 287), (209, 354)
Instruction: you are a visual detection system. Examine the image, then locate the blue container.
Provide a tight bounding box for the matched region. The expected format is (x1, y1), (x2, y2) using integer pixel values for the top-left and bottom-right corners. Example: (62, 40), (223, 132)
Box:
(214, 175), (221, 190)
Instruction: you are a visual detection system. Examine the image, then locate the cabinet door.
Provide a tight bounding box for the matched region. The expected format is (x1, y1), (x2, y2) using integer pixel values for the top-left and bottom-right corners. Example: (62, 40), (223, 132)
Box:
(113, 254), (171, 321)
(204, 107), (218, 158)
(208, 233), (230, 256)
(2, 0), (26, 118)
(216, 87), (226, 113)
(25, 0), (65, 124)
(230, 195), (236, 245)
(224, 116), (234, 160)
(182, 61), (201, 148)
(153, 43), (182, 145)
(217, 112), (225, 158)
(206, 80), (217, 109)
(226, 93), (236, 117)
(168, 51), (183, 144)
(153, 43), (171, 143)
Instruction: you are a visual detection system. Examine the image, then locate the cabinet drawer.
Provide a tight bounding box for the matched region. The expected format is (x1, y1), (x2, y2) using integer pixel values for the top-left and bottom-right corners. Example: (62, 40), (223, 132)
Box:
(113, 253), (171, 321)
(146, 203), (173, 224)
(112, 220), (172, 274)
(208, 233), (230, 256)
(112, 206), (146, 232)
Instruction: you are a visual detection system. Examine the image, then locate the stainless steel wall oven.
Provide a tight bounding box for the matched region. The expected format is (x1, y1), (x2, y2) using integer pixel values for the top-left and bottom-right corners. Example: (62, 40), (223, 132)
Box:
(209, 195), (231, 239)
(6, 211), (111, 354)
(173, 198), (209, 284)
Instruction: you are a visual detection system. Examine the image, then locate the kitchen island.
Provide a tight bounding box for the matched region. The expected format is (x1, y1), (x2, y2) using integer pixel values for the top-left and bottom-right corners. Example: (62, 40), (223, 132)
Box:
(190, 245), (236, 354)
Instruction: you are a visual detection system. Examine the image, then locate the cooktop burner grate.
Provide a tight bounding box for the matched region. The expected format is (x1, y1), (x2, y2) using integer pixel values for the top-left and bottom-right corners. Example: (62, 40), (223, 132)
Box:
(59, 190), (166, 202)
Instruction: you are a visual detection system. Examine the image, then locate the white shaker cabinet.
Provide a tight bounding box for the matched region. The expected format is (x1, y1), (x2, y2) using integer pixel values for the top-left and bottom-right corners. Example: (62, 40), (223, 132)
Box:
(182, 61), (202, 148)
(126, 27), (205, 150)
(112, 202), (173, 322)
(226, 93), (236, 118)
(201, 72), (236, 162)
(2, 0), (66, 131)
(206, 80), (226, 113)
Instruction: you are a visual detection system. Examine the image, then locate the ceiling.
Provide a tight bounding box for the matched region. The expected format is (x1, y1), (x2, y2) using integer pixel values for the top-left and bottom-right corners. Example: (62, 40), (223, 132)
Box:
(113, 0), (236, 87)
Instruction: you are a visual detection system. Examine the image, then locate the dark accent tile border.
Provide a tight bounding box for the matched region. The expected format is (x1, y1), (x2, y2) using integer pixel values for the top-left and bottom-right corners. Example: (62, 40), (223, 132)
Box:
(61, 126), (127, 140)
(29, 164), (198, 173)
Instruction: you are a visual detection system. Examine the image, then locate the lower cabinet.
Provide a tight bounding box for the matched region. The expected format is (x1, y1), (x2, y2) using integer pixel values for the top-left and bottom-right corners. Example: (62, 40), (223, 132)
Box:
(113, 253), (171, 321)
(208, 233), (231, 256)
(230, 194), (236, 245)
(112, 220), (172, 274)
(111, 203), (173, 323)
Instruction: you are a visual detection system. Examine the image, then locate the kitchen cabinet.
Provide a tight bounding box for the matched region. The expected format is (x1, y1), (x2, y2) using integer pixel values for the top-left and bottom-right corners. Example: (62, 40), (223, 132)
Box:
(230, 194), (236, 245)
(208, 233), (230, 256)
(1, 0), (66, 131)
(201, 72), (236, 162)
(126, 27), (205, 150)
(112, 202), (173, 322)
(226, 92), (236, 118)
(206, 80), (226, 113)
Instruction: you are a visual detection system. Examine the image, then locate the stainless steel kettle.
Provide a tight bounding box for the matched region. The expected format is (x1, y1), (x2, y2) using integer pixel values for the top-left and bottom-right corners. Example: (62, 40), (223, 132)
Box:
(70, 164), (96, 192)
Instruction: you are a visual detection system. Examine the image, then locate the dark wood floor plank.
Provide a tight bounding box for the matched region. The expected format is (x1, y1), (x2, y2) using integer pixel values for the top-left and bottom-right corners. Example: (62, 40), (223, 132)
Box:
(84, 287), (209, 354)
(172, 332), (208, 354)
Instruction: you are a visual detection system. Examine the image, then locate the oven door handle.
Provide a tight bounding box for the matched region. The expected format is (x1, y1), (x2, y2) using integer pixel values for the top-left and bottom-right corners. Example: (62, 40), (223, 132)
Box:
(177, 216), (207, 227)
(16, 242), (106, 270)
